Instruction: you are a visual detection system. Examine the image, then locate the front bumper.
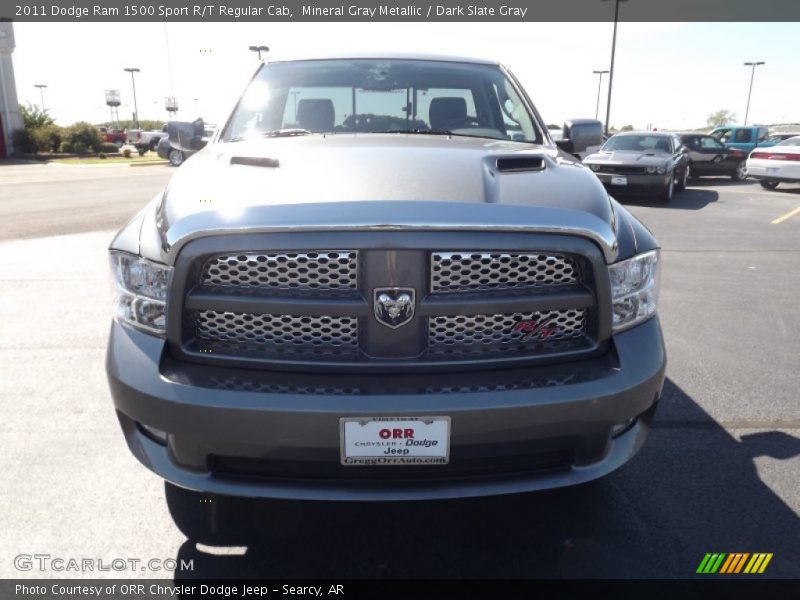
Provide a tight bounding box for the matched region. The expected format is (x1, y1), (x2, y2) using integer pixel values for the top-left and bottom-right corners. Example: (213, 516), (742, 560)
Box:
(107, 317), (666, 501)
(593, 171), (670, 191)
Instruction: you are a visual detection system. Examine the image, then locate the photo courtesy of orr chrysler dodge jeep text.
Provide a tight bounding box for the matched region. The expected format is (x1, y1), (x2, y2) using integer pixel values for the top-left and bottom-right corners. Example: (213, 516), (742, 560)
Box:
(106, 54), (666, 513)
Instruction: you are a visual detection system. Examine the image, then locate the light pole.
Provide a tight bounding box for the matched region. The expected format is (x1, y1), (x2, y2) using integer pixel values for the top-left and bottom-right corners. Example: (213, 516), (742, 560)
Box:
(743, 61), (765, 126)
(124, 67), (141, 129)
(34, 84), (47, 112)
(249, 45), (270, 60)
(592, 70), (609, 121)
(602, 0), (629, 136)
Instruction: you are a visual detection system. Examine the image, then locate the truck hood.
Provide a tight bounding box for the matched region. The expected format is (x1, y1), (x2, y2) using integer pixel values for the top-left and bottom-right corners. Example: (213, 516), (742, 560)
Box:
(152, 134), (619, 261)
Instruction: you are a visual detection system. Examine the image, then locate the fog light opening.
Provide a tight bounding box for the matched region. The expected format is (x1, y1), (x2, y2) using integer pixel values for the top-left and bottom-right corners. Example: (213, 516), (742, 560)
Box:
(138, 423), (168, 445)
(611, 417), (637, 439)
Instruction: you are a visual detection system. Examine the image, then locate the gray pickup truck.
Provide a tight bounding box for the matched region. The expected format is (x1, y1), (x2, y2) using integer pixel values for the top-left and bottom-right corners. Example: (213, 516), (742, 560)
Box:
(106, 54), (666, 521)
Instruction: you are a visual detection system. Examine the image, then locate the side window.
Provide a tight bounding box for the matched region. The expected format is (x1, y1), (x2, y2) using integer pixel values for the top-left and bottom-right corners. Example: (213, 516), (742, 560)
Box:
(700, 137), (723, 149)
(734, 129), (752, 143)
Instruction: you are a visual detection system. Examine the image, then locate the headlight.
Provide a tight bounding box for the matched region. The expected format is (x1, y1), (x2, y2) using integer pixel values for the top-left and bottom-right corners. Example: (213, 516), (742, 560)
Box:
(657, 166), (667, 174)
(608, 250), (661, 333)
(646, 166), (657, 174)
(589, 164), (601, 172)
(109, 251), (171, 336)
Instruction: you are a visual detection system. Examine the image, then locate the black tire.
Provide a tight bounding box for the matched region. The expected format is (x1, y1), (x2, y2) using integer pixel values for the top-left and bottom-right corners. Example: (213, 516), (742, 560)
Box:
(658, 172), (674, 203)
(731, 161), (748, 181)
(168, 148), (185, 167)
(760, 180), (779, 190)
(165, 482), (252, 545)
(676, 164), (689, 191)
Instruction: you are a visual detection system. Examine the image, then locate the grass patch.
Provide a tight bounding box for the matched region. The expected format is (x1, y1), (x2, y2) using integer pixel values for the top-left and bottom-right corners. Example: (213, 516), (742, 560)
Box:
(50, 154), (167, 165)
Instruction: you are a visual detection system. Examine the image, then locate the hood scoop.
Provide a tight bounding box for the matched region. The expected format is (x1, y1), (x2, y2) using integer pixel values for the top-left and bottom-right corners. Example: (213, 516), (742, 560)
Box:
(230, 156), (280, 168)
(495, 156), (545, 173)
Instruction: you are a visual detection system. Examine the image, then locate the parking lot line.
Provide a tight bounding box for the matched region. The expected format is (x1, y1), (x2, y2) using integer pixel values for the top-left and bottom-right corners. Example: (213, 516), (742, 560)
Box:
(771, 206), (800, 224)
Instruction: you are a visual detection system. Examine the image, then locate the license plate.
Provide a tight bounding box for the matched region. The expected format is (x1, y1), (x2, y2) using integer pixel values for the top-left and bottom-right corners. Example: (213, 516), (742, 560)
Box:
(340, 417), (450, 465)
(611, 176), (628, 186)
(767, 168), (781, 175)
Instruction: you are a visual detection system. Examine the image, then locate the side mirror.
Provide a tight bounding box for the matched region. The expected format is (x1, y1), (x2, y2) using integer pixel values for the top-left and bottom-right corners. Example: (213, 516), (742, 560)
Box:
(555, 139), (575, 153)
(561, 119), (603, 153)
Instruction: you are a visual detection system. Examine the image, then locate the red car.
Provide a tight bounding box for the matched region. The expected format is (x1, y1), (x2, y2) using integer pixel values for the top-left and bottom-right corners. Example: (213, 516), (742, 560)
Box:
(97, 127), (127, 148)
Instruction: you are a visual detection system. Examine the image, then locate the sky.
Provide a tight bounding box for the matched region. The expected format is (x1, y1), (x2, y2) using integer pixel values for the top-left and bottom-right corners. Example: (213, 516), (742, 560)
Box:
(10, 21), (800, 130)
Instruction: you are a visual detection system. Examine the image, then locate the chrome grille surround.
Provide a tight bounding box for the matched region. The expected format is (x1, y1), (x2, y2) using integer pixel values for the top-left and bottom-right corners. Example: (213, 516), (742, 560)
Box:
(431, 252), (578, 293)
(428, 309), (586, 355)
(194, 310), (359, 355)
(201, 251), (357, 291)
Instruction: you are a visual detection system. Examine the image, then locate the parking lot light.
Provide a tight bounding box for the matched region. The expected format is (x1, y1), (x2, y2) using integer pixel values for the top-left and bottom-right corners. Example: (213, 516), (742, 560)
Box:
(34, 84), (47, 113)
(124, 67), (141, 129)
(249, 45), (270, 60)
(592, 70), (609, 120)
(743, 61), (765, 126)
(602, 0), (629, 137)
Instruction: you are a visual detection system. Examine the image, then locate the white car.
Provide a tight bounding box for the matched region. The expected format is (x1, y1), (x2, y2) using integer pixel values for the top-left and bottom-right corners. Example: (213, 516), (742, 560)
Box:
(746, 136), (800, 190)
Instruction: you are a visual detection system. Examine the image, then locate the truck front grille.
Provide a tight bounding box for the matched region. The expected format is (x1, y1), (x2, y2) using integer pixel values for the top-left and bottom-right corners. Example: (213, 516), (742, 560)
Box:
(194, 310), (359, 356)
(201, 251), (357, 291)
(428, 309), (586, 355)
(174, 233), (604, 372)
(431, 252), (577, 293)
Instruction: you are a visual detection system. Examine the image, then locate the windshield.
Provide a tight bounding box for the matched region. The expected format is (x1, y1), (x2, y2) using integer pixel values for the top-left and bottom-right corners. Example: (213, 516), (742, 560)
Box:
(776, 136), (800, 146)
(222, 59), (541, 143)
(601, 135), (673, 153)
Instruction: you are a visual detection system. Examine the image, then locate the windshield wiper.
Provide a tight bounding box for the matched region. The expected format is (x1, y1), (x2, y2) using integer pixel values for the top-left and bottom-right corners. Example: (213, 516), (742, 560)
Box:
(227, 128), (314, 142)
(375, 128), (454, 136)
(262, 128), (313, 137)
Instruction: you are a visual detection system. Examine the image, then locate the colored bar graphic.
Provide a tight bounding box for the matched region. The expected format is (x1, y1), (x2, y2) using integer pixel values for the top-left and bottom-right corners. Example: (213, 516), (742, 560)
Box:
(701, 552), (773, 575)
(697, 553), (727, 573)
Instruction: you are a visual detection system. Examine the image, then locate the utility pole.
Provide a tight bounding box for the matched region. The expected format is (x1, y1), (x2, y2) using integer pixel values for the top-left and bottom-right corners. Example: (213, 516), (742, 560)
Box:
(124, 67), (141, 129)
(743, 61), (765, 125)
(602, 0), (629, 136)
(34, 84), (47, 112)
(592, 70), (609, 121)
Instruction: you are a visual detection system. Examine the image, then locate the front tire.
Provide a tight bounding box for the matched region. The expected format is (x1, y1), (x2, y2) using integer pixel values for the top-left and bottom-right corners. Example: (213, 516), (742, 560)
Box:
(732, 161), (747, 181)
(168, 149), (185, 167)
(760, 180), (779, 190)
(676, 164), (689, 191)
(658, 172), (674, 203)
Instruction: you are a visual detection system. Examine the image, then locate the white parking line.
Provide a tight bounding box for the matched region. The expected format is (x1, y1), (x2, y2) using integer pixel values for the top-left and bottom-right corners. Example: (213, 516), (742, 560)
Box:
(772, 206), (800, 225)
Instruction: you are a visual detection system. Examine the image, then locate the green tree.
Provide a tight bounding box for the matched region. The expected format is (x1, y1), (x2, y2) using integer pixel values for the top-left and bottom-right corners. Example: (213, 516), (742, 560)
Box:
(19, 103), (54, 129)
(707, 110), (736, 128)
(620, 124), (634, 132)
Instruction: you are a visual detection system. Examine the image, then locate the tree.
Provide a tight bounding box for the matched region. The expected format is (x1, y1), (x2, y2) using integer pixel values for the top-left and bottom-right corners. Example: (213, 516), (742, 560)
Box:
(19, 103), (54, 129)
(707, 110), (736, 128)
(620, 124), (634, 132)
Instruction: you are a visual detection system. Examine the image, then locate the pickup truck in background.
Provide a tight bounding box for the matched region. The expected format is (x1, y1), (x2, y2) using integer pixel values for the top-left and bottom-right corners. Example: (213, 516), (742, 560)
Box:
(708, 125), (778, 153)
(127, 125), (168, 155)
(97, 127), (127, 148)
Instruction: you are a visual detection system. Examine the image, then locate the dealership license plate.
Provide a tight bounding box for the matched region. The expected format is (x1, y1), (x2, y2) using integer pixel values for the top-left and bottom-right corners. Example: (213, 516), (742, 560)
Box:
(611, 176), (628, 186)
(767, 168), (781, 175)
(340, 417), (450, 465)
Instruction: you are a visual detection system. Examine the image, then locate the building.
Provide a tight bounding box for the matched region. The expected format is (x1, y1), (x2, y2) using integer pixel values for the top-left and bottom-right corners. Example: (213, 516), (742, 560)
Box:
(0, 21), (23, 158)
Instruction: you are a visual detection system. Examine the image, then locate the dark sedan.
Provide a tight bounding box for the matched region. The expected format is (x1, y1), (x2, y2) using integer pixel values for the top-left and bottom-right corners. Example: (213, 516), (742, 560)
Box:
(679, 133), (747, 181)
(583, 132), (690, 203)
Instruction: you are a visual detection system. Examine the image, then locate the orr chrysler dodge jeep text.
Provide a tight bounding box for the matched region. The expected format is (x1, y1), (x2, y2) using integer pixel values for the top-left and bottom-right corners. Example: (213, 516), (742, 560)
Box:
(106, 54), (666, 508)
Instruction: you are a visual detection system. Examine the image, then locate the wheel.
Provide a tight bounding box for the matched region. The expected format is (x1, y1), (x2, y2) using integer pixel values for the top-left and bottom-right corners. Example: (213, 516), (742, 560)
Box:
(731, 161), (747, 181)
(658, 172), (674, 203)
(760, 180), (779, 190)
(676, 164), (689, 191)
(168, 149), (185, 167)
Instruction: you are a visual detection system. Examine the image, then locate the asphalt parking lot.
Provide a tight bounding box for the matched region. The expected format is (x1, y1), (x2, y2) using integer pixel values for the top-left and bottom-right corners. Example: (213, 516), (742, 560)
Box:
(1, 161), (799, 579)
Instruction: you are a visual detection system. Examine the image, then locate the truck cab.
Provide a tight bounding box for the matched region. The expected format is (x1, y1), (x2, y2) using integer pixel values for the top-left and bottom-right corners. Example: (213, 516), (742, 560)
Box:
(709, 125), (773, 153)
